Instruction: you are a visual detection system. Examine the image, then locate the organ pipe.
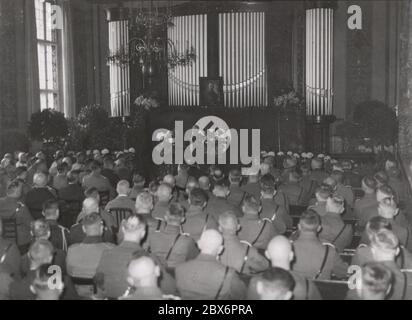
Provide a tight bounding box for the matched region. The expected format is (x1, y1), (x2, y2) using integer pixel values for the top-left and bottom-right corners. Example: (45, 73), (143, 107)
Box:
(108, 19), (130, 117)
(305, 7), (334, 117)
(219, 12), (267, 107)
(168, 14), (207, 106)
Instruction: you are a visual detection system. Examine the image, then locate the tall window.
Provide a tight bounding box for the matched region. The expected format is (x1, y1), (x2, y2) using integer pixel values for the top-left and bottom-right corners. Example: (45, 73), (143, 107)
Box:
(35, 0), (61, 110)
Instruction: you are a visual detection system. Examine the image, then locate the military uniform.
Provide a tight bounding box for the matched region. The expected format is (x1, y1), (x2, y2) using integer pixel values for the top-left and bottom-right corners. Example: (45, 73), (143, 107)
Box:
(82, 173), (114, 198)
(0, 238), (21, 278)
(47, 219), (70, 252)
(152, 200), (170, 220)
(20, 246), (67, 277)
(291, 232), (348, 280)
(300, 176), (319, 205)
(343, 170), (362, 188)
(96, 241), (177, 299)
(105, 195), (136, 228)
(25, 187), (57, 220)
(279, 182), (305, 206)
(238, 215), (278, 250)
(308, 201), (327, 217)
(388, 177), (408, 205)
(260, 197), (290, 232)
(336, 184), (355, 209)
(120, 286), (165, 300)
(247, 270), (322, 300)
(346, 260), (412, 300)
(308, 169), (329, 186)
(219, 235), (269, 275)
(181, 206), (218, 242)
(352, 244), (412, 270)
(66, 236), (115, 279)
(319, 213), (354, 252)
(353, 193), (377, 219)
(53, 173), (68, 191)
(175, 253), (247, 300)
(240, 182), (261, 199)
(205, 196), (242, 219)
(58, 183), (84, 203)
(227, 184), (246, 208)
(101, 168), (120, 189)
(0, 196), (33, 247)
(357, 203), (409, 229)
(147, 223), (199, 268)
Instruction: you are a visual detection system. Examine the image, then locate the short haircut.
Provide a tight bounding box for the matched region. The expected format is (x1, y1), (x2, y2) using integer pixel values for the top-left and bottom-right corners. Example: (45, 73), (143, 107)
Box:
(366, 216), (392, 237)
(31, 219), (50, 239)
(29, 239), (54, 264)
(242, 194), (261, 214)
(67, 170), (80, 183)
(316, 184), (332, 200)
(328, 195), (345, 209)
(363, 176), (377, 190)
(135, 191), (153, 211)
(133, 173), (145, 185)
(42, 199), (59, 217)
(32, 264), (59, 291)
(377, 185), (395, 199)
(81, 212), (102, 227)
(213, 179), (230, 191)
(361, 262), (393, 297)
(299, 209), (321, 232)
(189, 188), (208, 206)
(186, 176), (199, 190)
(218, 211), (239, 232)
(259, 267), (295, 295)
(260, 174), (276, 193)
(148, 180), (160, 194)
(7, 179), (22, 194)
(57, 162), (69, 174)
(121, 214), (147, 234)
(90, 160), (102, 171)
(167, 202), (185, 221)
(33, 172), (47, 186)
(370, 229), (399, 252)
(84, 187), (99, 198)
(375, 171), (389, 185)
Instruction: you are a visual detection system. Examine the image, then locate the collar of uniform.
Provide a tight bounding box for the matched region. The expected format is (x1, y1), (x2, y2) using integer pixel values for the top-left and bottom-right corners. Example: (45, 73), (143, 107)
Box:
(222, 233), (238, 241)
(243, 214), (259, 221)
(45, 219), (58, 226)
(196, 253), (218, 262)
(82, 236), (103, 244)
(131, 286), (163, 298)
(187, 205), (203, 216)
(297, 231), (319, 241)
(117, 194), (129, 198)
(120, 241), (142, 249)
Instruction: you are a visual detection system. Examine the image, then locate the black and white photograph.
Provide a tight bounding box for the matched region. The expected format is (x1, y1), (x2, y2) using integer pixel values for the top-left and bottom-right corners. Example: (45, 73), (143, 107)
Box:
(0, 0), (412, 307)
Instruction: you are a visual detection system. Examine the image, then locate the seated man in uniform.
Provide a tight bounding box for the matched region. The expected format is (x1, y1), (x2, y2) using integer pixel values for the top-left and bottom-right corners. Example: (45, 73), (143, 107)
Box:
(206, 179), (242, 219)
(82, 160), (115, 199)
(319, 195), (354, 252)
(291, 210), (348, 280)
(198, 176), (213, 199)
(25, 172), (57, 220)
(241, 172), (261, 199)
(256, 267), (295, 300)
(175, 163), (190, 191)
(309, 158), (329, 186)
(120, 256), (173, 300)
(152, 184), (173, 220)
(218, 212), (269, 275)
(96, 214), (177, 299)
(129, 174), (145, 200)
(260, 175), (291, 231)
(147, 202), (199, 269)
(227, 169), (246, 208)
(30, 264), (65, 300)
(181, 188), (217, 242)
(354, 176), (378, 219)
(66, 212), (115, 297)
(42, 199), (70, 252)
(279, 171), (305, 206)
(105, 180), (136, 226)
(0, 219), (21, 279)
(247, 235), (321, 300)
(350, 229), (412, 300)
(387, 167), (408, 206)
(331, 170), (355, 210)
(238, 195), (278, 250)
(354, 262), (393, 300)
(175, 229), (246, 300)
(308, 185), (332, 217)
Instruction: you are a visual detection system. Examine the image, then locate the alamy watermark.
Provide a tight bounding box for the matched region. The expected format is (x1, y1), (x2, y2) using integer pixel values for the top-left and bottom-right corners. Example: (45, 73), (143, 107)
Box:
(152, 116), (261, 175)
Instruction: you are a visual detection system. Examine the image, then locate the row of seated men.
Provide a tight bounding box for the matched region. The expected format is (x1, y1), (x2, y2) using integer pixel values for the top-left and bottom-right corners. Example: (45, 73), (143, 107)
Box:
(0, 152), (410, 300)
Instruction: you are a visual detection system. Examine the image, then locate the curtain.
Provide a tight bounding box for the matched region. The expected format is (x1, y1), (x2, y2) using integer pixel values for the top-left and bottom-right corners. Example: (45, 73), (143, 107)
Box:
(59, 0), (76, 118)
(24, 0), (41, 117)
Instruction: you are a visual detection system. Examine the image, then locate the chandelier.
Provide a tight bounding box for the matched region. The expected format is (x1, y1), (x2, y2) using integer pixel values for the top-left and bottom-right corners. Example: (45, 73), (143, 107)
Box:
(107, 0), (196, 77)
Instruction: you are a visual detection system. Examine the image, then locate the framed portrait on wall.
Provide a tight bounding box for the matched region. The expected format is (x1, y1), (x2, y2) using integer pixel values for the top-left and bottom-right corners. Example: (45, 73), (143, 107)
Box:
(199, 77), (224, 107)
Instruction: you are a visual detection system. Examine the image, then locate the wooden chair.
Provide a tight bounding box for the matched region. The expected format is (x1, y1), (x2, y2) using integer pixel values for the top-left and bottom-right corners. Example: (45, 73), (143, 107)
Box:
(313, 279), (349, 300)
(108, 208), (133, 229)
(2, 218), (17, 243)
(98, 190), (110, 208)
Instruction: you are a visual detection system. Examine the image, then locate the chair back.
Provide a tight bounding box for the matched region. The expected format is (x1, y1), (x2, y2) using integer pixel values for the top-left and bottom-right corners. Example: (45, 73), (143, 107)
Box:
(98, 191), (110, 208)
(108, 208), (133, 228)
(2, 218), (18, 243)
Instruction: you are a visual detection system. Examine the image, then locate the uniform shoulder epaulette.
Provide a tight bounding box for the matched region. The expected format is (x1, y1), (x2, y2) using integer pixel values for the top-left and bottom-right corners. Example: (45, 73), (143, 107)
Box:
(261, 218), (272, 224)
(57, 224), (69, 232)
(240, 240), (252, 247)
(357, 243), (368, 249)
(180, 232), (190, 237)
(322, 242), (336, 249)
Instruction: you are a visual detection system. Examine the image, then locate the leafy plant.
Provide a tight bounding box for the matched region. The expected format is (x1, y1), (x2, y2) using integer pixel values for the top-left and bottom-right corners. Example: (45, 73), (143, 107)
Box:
(28, 109), (68, 143)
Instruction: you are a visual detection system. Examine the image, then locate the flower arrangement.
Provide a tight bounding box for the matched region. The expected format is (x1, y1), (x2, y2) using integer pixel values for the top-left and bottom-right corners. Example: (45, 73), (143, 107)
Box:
(273, 90), (304, 112)
(134, 95), (160, 110)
